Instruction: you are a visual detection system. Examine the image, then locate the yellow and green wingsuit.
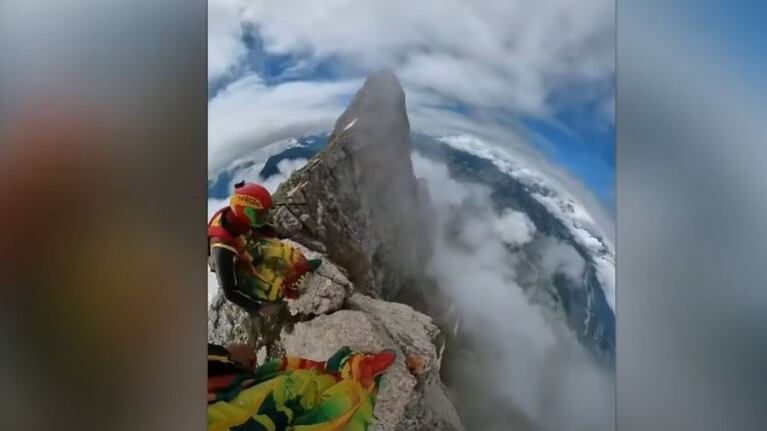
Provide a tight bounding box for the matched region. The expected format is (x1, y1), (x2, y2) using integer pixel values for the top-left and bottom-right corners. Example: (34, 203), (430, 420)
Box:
(208, 346), (396, 431)
(237, 237), (322, 303)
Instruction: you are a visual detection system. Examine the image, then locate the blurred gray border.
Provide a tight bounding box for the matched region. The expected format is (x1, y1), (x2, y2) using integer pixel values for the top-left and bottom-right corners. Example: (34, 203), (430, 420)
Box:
(617, 1), (767, 430)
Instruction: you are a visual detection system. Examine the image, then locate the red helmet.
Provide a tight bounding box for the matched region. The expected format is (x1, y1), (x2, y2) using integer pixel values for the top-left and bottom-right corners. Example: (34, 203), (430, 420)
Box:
(229, 182), (273, 227)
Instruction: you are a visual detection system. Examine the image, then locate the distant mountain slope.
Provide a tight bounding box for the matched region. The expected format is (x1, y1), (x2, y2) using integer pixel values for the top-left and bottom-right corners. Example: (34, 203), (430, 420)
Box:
(412, 134), (615, 362)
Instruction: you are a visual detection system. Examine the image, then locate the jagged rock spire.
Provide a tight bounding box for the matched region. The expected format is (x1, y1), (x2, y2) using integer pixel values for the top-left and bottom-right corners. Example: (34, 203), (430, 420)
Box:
(271, 70), (433, 299)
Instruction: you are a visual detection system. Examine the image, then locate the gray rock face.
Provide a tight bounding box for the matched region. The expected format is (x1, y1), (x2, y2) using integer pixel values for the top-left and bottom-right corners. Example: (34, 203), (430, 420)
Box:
(348, 293), (441, 375)
(271, 71), (432, 299)
(208, 292), (257, 347)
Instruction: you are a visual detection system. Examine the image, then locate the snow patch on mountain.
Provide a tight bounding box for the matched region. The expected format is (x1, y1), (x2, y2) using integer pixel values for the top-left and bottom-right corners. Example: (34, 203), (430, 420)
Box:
(342, 117), (358, 131)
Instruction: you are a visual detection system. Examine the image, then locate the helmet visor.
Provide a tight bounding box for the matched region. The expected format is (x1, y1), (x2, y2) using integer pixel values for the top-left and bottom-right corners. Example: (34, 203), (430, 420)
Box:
(244, 207), (270, 227)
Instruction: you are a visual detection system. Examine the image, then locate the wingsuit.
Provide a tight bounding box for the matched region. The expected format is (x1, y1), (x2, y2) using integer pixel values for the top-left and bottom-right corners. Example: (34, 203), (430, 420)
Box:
(208, 343), (396, 431)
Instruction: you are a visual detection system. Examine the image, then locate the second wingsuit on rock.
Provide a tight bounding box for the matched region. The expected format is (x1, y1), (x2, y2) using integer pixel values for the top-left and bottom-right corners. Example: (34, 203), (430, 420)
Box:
(208, 342), (396, 431)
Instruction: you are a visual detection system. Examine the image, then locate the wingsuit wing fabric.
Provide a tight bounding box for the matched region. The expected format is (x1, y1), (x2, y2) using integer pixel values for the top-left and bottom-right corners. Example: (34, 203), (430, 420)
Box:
(207, 347), (396, 431)
(289, 380), (373, 431)
(237, 238), (313, 302)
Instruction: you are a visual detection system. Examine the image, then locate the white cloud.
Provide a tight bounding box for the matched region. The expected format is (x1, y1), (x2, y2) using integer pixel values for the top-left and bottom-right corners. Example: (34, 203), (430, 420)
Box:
(233, 0), (613, 116)
(413, 150), (613, 430)
(259, 158), (309, 194)
(208, 76), (360, 173)
(412, 152), (489, 208)
(208, 0), (247, 80)
(538, 237), (587, 283)
(494, 209), (536, 246)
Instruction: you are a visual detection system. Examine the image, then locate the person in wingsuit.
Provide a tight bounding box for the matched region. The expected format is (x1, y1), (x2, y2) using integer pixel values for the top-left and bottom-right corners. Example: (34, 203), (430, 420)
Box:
(208, 343), (396, 431)
(208, 181), (321, 347)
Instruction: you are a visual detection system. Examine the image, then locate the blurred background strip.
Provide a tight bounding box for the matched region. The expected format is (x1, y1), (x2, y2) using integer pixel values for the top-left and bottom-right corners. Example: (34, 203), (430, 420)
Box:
(0, 1), (207, 430)
(617, 1), (767, 430)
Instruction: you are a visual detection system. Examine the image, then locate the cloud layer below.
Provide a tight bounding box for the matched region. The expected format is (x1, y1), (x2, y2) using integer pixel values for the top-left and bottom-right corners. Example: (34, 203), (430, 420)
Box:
(412, 153), (614, 431)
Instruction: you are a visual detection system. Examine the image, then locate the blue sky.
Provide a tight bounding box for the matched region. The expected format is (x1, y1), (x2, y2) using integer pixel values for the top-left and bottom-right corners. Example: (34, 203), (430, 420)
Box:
(524, 83), (615, 208)
(208, 0), (615, 214)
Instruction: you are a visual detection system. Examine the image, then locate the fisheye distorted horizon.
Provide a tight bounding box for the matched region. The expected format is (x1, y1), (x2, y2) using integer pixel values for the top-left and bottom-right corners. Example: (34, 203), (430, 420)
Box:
(207, 3), (616, 430)
(208, 0), (615, 231)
